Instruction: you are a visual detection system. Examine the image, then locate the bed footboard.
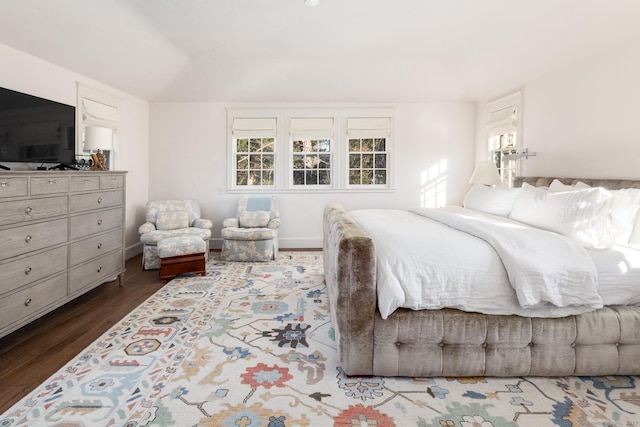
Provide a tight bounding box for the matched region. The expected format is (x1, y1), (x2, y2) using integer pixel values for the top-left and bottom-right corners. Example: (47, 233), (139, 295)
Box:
(323, 203), (376, 375)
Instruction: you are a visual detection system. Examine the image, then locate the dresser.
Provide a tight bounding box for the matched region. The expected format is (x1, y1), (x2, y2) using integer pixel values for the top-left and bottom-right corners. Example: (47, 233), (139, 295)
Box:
(0, 170), (127, 338)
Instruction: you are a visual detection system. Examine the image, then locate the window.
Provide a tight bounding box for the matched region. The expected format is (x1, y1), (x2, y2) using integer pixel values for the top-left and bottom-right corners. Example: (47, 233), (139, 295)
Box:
(290, 118), (334, 187)
(76, 84), (120, 169)
(486, 92), (521, 187)
(227, 108), (394, 192)
(346, 118), (391, 187)
(231, 118), (277, 187)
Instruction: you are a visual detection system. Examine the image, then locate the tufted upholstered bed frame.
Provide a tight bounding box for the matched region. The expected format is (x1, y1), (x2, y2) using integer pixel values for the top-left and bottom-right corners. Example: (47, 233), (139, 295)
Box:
(323, 177), (640, 377)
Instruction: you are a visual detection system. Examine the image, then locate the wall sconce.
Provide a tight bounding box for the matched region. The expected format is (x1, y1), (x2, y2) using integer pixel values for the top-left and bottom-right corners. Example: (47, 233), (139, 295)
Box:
(502, 148), (537, 161)
(84, 126), (113, 171)
(469, 161), (503, 186)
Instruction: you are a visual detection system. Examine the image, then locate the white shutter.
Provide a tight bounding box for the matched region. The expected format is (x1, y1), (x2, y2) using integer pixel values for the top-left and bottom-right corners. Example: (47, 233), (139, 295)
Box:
(347, 117), (392, 138)
(289, 118), (334, 138)
(232, 117), (277, 138)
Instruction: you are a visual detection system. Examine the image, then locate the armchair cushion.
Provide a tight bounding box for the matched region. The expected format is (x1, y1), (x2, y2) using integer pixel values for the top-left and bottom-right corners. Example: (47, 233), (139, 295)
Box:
(156, 211), (190, 231)
(239, 210), (271, 228)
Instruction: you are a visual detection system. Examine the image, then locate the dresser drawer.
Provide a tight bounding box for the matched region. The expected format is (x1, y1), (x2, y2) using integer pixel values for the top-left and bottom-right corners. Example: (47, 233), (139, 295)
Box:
(0, 195), (68, 227)
(70, 229), (122, 266)
(70, 175), (100, 192)
(70, 190), (123, 213)
(0, 218), (68, 260)
(101, 174), (124, 189)
(69, 250), (122, 294)
(30, 176), (69, 195)
(69, 207), (123, 240)
(0, 246), (67, 295)
(0, 273), (68, 331)
(0, 177), (28, 198)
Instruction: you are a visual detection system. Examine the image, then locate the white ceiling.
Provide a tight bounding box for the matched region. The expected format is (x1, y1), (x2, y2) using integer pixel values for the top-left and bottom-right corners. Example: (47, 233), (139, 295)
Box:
(1, 0), (639, 103)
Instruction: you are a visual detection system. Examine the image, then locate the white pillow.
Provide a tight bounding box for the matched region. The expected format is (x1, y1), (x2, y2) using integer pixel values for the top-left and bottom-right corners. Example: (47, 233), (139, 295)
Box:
(548, 179), (591, 193)
(611, 189), (640, 246)
(463, 184), (521, 217)
(509, 183), (614, 249)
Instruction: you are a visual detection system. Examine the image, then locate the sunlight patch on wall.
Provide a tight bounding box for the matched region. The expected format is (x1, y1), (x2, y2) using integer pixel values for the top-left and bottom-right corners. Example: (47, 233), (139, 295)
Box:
(420, 159), (447, 208)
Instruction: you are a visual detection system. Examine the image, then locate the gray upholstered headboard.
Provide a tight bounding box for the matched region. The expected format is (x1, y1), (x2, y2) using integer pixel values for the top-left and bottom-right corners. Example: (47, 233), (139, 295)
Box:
(514, 177), (640, 190)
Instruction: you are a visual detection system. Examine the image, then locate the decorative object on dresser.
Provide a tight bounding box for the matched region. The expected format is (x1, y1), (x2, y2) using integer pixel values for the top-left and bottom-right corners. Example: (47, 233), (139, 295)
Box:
(220, 194), (280, 262)
(83, 126), (112, 171)
(138, 200), (213, 270)
(0, 170), (127, 338)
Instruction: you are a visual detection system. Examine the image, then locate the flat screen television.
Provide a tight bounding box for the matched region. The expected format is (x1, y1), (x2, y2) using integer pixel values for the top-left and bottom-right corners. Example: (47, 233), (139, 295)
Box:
(0, 86), (76, 170)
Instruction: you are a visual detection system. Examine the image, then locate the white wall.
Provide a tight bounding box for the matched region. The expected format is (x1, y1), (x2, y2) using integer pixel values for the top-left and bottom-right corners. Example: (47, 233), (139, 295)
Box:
(0, 43), (150, 258)
(149, 102), (475, 249)
(475, 37), (640, 179)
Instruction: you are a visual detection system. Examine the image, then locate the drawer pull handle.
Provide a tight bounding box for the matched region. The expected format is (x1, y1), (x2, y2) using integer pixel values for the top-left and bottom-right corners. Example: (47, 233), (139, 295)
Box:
(97, 219), (103, 225)
(24, 298), (32, 306)
(97, 197), (103, 204)
(97, 242), (103, 249)
(25, 266), (32, 275)
(48, 179), (57, 184)
(1, 181), (9, 187)
(25, 235), (33, 243)
(25, 206), (33, 214)
(97, 266), (103, 273)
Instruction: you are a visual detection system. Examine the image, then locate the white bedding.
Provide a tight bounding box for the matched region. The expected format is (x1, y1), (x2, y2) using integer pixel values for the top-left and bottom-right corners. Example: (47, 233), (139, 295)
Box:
(348, 207), (640, 319)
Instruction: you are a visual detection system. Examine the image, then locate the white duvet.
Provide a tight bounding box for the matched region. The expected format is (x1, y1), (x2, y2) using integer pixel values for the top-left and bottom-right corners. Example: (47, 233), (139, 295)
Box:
(349, 207), (609, 319)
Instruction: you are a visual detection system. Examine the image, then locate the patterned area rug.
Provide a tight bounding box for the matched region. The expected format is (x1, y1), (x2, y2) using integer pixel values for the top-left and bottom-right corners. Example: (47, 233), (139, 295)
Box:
(2, 252), (639, 426)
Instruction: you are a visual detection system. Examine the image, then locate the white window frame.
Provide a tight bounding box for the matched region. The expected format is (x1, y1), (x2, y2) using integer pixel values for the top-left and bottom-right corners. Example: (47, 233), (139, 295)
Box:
(230, 117), (277, 188)
(486, 92), (522, 187)
(227, 107), (395, 192)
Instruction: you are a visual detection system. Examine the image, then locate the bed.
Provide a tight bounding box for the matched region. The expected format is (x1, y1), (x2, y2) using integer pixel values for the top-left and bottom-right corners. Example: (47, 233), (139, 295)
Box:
(323, 177), (640, 377)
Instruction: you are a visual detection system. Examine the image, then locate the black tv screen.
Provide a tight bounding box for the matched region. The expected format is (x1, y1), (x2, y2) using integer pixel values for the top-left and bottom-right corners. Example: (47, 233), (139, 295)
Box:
(0, 87), (75, 167)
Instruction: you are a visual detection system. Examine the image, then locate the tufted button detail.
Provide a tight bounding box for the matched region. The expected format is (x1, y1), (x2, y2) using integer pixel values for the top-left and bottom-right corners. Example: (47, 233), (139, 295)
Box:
(395, 342), (402, 347)
(528, 342), (534, 347)
(482, 343), (488, 348)
(571, 343), (576, 348)
(439, 342), (444, 348)
(616, 343), (620, 347)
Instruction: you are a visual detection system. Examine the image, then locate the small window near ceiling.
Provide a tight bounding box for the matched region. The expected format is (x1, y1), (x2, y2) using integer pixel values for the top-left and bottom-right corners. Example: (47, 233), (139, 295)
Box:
(231, 118), (277, 187)
(289, 118), (334, 187)
(347, 117), (391, 187)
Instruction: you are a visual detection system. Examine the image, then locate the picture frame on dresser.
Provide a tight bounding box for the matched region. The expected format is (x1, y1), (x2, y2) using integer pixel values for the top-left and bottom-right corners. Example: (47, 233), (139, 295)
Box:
(0, 170), (127, 338)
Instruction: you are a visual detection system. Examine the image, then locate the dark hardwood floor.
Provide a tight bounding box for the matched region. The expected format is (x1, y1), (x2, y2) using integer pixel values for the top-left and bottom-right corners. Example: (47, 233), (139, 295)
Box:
(0, 254), (165, 414)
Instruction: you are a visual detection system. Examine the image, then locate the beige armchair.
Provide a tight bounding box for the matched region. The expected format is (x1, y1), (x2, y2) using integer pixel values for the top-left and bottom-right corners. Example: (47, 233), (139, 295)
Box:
(138, 200), (212, 269)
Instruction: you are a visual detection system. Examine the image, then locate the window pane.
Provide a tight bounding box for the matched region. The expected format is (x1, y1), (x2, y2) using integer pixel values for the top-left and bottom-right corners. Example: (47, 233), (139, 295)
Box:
(237, 138), (249, 152)
(237, 171), (248, 185)
(293, 140), (304, 152)
(318, 139), (331, 152)
(349, 154), (361, 168)
(349, 139), (360, 151)
(237, 154), (248, 170)
(249, 170), (262, 185)
(362, 154), (373, 168)
(362, 169), (374, 184)
(293, 170), (305, 185)
(318, 170), (330, 184)
(349, 170), (361, 185)
(375, 153), (386, 168)
(249, 139), (261, 152)
(319, 154), (331, 168)
(375, 170), (386, 185)
(263, 138), (275, 151)
(362, 139), (373, 152)
(374, 138), (385, 151)
(263, 154), (274, 168)
(250, 154), (261, 169)
(293, 154), (305, 169)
